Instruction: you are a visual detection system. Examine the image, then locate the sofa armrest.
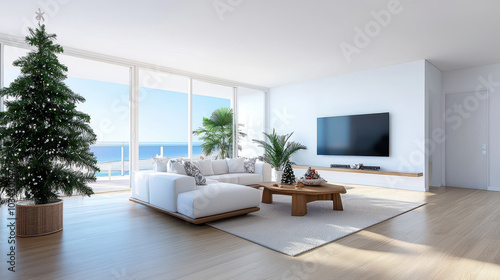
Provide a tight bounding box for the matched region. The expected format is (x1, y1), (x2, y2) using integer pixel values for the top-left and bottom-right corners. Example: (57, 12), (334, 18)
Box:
(131, 170), (156, 203)
(149, 173), (196, 212)
(255, 162), (272, 182)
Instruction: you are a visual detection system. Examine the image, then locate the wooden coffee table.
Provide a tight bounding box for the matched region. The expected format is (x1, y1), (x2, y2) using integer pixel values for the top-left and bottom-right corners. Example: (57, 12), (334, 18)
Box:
(258, 182), (347, 216)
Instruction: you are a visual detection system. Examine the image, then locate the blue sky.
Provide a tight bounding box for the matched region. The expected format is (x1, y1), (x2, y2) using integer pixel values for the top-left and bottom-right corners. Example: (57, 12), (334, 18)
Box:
(5, 67), (231, 144)
(68, 77), (230, 143)
(66, 77), (131, 142)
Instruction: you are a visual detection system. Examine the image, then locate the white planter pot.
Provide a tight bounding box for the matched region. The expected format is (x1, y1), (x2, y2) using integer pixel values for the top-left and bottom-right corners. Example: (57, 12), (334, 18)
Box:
(274, 170), (283, 183)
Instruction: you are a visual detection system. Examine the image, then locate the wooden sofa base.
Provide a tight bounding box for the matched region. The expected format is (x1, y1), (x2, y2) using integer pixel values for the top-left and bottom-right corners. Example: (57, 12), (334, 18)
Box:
(129, 197), (260, 224)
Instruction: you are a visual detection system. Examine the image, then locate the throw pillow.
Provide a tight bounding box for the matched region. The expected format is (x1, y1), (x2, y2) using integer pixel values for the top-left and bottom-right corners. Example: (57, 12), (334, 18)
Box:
(168, 158), (187, 175)
(244, 158), (257, 173)
(191, 160), (214, 176)
(198, 159), (215, 176)
(182, 160), (207, 185)
(152, 156), (169, 172)
(227, 158), (245, 173)
(192, 160), (202, 171)
(212, 159), (229, 175)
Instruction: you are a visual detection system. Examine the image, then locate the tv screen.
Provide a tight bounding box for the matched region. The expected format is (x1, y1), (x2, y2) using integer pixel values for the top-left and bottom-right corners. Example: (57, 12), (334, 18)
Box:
(317, 112), (389, 157)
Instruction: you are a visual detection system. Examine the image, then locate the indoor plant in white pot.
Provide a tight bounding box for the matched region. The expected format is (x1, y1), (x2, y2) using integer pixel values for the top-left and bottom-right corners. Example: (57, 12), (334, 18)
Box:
(252, 129), (307, 182)
(0, 24), (99, 237)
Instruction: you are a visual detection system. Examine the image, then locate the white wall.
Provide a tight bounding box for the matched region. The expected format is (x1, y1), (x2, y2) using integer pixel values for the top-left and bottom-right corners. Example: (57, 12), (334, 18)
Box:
(443, 63), (500, 191)
(237, 87), (265, 158)
(425, 62), (443, 187)
(270, 60), (427, 191)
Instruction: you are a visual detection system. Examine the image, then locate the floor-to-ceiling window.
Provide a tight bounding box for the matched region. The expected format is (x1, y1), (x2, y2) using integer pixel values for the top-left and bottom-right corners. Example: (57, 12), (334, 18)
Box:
(138, 69), (189, 170)
(192, 80), (234, 159)
(3, 46), (131, 178)
(1, 42), (268, 180)
(58, 55), (131, 177)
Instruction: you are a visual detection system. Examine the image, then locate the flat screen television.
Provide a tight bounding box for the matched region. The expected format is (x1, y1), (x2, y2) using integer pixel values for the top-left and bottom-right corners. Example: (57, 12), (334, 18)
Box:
(317, 112), (389, 157)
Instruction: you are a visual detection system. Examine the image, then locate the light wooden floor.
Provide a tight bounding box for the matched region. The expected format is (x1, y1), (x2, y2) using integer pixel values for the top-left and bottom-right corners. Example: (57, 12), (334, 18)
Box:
(91, 175), (130, 194)
(2, 184), (500, 280)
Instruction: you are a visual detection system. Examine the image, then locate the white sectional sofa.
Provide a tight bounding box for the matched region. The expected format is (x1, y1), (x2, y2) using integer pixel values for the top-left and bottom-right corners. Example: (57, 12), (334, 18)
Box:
(130, 159), (271, 224)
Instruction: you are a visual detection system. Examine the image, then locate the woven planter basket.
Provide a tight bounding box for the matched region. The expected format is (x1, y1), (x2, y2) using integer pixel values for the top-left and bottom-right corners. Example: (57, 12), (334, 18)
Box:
(16, 199), (63, 237)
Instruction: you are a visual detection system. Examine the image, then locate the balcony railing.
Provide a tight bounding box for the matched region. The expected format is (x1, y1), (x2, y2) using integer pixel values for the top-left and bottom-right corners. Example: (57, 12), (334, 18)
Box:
(92, 142), (199, 179)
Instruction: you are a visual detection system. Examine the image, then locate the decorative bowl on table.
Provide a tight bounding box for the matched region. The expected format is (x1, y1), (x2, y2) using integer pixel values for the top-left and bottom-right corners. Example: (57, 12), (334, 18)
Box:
(298, 166), (327, 186)
(296, 177), (327, 186)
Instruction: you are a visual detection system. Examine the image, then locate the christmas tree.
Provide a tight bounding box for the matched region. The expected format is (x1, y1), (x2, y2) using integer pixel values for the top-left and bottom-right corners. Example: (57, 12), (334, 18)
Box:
(281, 161), (296, 184)
(0, 24), (99, 205)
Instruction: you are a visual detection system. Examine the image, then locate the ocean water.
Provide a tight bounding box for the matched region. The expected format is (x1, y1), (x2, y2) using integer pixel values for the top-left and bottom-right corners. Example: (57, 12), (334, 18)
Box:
(92, 143), (203, 177)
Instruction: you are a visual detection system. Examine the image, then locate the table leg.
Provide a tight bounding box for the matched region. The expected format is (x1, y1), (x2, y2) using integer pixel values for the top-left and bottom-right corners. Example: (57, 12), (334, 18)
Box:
(292, 194), (307, 216)
(262, 188), (273, 204)
(332, 193), (343, 211)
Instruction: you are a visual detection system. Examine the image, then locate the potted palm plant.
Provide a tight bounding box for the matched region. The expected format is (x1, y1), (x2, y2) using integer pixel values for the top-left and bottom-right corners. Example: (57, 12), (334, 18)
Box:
(252, 129), (307, 182)
(0, 25), (99, 237)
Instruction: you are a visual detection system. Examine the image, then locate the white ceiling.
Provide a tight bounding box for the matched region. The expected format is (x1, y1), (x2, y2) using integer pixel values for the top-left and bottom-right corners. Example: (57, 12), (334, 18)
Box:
(1, 0), (500, 88)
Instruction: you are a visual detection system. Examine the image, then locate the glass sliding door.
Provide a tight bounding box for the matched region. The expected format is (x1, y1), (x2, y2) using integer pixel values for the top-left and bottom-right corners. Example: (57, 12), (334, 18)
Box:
(58, 55), (130, 177)
(237, 87), (265, 158)
(139, 70), (189, 170)
(192, 80), (234, 159)
(2, 46), (269, 176)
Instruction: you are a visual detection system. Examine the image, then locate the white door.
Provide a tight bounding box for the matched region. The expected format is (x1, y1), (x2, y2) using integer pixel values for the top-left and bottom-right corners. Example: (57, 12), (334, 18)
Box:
(445, 91), (488, 190)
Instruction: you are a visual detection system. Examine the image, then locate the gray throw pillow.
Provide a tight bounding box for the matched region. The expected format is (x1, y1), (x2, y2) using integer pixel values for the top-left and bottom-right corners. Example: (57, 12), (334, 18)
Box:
(244, 158), (257, 173)
(182, 160), (207, 185)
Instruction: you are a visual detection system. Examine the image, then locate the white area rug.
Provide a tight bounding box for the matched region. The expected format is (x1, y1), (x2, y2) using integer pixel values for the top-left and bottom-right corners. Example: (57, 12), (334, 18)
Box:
(208, 193), (426, 256)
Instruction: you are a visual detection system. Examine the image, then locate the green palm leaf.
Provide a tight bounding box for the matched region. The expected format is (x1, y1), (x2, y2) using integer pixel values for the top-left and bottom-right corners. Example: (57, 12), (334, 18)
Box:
(193, 107), (246, 159)
(252, 129), (307, 170)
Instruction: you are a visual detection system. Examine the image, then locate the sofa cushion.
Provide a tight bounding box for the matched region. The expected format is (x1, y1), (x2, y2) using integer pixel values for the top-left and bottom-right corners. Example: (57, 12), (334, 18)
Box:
(152, 156), (170, 172)
(168, 158), (187, 175)
(177, 183), (261, 219)
(193, 159), (215, 176)
(234, 173), (263, 185)
(204, 178), (219, 185)
(191, 160), (202, 172)
(212, 159), (229, 175)
(205, 174), (240, 184)
(205, 173), (263, 185)
(227, 158), (245, 173)
(182, 160), (207, 185)
(244, 158), (257, 173)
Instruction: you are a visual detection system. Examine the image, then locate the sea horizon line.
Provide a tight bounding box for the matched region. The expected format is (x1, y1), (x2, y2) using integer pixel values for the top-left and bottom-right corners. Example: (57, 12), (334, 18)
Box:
(92, 141), (203, 147)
